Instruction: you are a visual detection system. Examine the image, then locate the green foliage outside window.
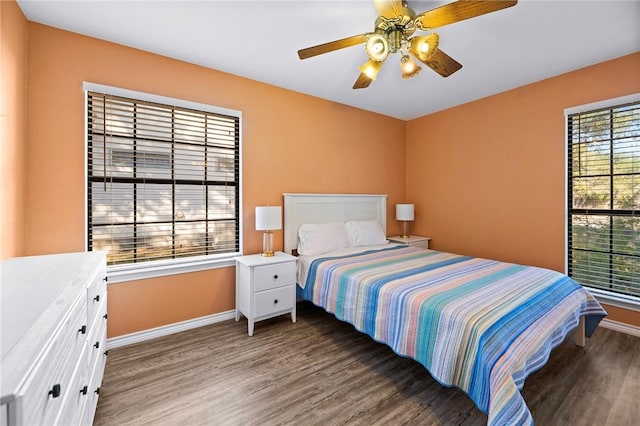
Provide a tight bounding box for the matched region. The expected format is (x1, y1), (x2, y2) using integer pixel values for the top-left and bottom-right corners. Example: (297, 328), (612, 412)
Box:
(568, 102), (639, 298)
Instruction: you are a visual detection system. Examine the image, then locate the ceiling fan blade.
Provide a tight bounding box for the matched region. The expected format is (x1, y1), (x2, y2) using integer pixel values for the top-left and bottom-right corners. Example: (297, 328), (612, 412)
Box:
(416, 0), (518, 30)
(373, 0), (405, 19)
(420, 48), (462, 77)
(353, 72), (374, 89)
(298, 34), (368, 60)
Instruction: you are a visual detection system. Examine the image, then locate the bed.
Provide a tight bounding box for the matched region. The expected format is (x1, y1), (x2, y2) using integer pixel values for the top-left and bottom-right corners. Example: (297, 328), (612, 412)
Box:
(283, 193), (607, 426)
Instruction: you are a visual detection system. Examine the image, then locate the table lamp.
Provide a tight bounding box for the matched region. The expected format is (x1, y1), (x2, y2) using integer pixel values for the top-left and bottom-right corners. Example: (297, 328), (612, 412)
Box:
(396, 204), (414, 239)
(255, 206), (282, 256)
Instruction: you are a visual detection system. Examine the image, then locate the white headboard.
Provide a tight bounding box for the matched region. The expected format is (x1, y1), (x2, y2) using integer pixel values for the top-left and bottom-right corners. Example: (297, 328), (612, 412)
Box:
(283, 193), (388, 254)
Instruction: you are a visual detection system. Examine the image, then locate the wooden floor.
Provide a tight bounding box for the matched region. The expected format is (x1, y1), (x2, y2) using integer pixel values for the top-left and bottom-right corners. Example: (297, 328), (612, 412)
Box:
(94, 302), (639, 426)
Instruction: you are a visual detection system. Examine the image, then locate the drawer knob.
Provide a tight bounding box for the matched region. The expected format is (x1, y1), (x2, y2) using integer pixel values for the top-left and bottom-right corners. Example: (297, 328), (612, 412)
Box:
(78, 325), (87, 335)
(93, 294), (100, 302)
(94, 341), (100, 349)
(274, 299), (278, 304)
(49, 384), (61, 398)
(103, 313), (108, 320)
(80, 386), (88, 396)
(95, 387), (101, 395)
(273, 274), (278, 279)
(104, 350), (109, 356)
(103, 276), (108, 282)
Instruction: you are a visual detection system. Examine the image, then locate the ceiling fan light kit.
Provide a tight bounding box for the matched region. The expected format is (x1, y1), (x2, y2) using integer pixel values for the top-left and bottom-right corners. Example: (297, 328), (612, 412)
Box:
(400, 54), (422, 79)
(409, 34), (439, 62)
(365, 34), (390, 62)
(297, 0), (518, 89)
(360, 60), (384, 80)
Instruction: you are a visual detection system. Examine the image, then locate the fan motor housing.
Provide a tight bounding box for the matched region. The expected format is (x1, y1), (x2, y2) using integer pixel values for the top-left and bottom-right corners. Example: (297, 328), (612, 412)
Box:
(374, 5), (418, 52)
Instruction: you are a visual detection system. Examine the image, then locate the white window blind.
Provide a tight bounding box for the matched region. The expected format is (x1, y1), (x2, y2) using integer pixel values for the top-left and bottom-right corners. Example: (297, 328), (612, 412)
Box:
(87, 91), (240, 267)
(567, 100), (639, 299)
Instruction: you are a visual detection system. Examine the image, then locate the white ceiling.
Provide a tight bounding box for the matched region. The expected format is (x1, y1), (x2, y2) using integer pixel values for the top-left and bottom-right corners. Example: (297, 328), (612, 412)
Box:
(16, 0), (640, 120)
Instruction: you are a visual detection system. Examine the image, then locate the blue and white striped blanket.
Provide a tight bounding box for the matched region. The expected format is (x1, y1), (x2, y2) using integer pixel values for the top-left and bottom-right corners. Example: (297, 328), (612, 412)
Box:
(299, 245), (606, 425)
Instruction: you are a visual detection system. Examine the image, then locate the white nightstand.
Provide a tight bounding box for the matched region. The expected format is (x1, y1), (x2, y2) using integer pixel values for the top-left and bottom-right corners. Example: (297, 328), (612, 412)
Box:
(235, 252), (297, 336)
(388, 235), (431, 249)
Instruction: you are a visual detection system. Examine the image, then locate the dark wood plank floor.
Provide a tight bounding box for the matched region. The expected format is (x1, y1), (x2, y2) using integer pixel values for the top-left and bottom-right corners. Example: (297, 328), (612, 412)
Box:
(94, 302), (639, 426)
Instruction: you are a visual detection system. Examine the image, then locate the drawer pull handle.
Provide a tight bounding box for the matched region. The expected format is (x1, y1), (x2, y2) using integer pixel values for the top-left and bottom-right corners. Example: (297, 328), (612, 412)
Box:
(78, 325), (87, 335)
(49, 384), (61, 398)
(273, 274), (278, 279)
(80, 386), (88, 396)
(104, 350), (109, 356)
(274, 299), (278, 304)
(95, 387), (101, 395)
(103, 276), (108, 282)
(94, 295), (100, 302)
(103, 313), (108, 320)
(94, 341), (100, 349)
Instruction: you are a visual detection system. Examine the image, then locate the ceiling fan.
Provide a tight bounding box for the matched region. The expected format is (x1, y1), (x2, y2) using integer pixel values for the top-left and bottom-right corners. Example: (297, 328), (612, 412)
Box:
(297, 0), (518, 89)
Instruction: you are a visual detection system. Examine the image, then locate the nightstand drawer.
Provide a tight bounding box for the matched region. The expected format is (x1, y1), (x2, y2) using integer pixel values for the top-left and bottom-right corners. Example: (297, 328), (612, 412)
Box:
(388, 235), (430, 249)
(254, 263), (295, 291)
(254, 286), (295, 318)
(410, 240), (430, 249)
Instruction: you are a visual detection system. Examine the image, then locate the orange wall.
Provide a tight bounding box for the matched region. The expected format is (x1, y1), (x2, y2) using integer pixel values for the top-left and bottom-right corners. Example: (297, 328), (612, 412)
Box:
(7, 3), (638, 336)
(406, 52), (640, 326)
(1, 0), (28, 259)
(23, 23), (406, 337)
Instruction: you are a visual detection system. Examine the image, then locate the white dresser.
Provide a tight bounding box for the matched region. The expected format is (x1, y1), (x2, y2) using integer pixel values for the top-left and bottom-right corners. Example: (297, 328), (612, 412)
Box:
(235, 252), (297, 336)
(0, 251), (108, 426)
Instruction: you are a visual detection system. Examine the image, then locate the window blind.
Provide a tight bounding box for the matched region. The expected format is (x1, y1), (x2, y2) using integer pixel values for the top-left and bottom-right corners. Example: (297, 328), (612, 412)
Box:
(87, 91), (240, 266)
(567, 101), (639, 298)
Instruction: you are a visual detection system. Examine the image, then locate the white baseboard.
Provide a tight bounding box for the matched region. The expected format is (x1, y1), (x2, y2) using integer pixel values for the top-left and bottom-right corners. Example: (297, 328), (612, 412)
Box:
(105, 310), (639, 350)
(106, 309), (236, 350)
(599, 318), (640, 338)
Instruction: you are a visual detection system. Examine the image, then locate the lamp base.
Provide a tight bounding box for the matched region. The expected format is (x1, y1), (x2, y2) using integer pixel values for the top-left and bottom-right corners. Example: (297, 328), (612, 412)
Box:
(261, 230), (275, 257)
(400, 221), (411, 239)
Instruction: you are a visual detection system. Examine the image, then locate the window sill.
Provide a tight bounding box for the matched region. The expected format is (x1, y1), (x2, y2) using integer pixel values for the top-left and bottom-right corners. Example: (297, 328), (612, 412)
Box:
(106, 254), (239, 284)
(588, 288), (640, 312)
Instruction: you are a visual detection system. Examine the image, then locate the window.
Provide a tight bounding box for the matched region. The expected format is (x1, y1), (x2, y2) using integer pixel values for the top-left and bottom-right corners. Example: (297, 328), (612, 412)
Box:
(567, 96), (639, 301)
(86, 84), (241, 281)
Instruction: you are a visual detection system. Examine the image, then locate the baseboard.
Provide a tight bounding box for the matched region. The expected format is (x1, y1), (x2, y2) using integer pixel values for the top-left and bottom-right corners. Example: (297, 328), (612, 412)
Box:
(599, 318), (640, 338)
(106, 309), (236, 350)
(105, 310), (638, 350)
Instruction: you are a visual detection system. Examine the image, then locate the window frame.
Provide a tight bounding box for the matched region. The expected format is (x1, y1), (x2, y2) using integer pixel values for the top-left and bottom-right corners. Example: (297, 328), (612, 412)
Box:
(84, 82), (243, 284)
(565, 93), (640, 311)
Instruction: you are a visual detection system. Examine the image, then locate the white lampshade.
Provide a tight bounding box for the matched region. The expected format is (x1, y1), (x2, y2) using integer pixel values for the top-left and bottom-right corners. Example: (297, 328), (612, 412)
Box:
(396, 204), (415, 221)
(255, 206), (282, 231)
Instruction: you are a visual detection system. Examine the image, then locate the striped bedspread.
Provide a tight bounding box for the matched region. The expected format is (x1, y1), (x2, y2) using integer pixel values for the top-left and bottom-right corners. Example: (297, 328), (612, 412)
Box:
(299, 245), (606, 425)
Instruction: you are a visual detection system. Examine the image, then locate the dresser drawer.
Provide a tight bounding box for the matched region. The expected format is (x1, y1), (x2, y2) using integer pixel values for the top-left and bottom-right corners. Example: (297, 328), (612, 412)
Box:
(20, 296), (86, 425)
(54, 346), (89, 426)
(19, 340), (65, 426)
(87, 268), (107, 327)
(87, 303), (107, 370)
(254, 286), (295, 318)
(254, 263), (295, 291)
(88, 289), (107, 337)
(83, 327), (107, 426)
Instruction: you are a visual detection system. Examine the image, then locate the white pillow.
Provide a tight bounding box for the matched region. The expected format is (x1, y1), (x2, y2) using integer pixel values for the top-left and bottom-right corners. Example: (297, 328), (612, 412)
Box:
(297, 222), (349, 255)
(345, 220), (387, 247)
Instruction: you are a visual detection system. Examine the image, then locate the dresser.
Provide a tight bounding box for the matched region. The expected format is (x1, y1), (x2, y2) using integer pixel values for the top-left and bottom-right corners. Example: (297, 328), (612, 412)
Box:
(0, 252), (108, 426)
(235, 252), (297, 336)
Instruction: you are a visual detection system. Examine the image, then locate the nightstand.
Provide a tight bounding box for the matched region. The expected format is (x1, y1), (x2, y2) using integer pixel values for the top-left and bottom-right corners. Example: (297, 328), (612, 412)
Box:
(388, 235), (431, 249)
(235, 252), (297, 336)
